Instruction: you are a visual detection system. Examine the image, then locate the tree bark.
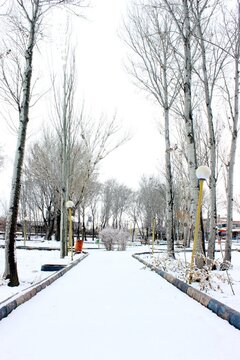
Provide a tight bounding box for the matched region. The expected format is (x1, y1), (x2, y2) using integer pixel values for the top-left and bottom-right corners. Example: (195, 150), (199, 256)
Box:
(55, 209), (61, 241)
(4, 3), (39, 286)
(162, 0), (198, 227)
(224, 3), (240, 263)
(164, 106), (174, 257)
(193, 1), (217, 261)
(182, 0), (198, 223)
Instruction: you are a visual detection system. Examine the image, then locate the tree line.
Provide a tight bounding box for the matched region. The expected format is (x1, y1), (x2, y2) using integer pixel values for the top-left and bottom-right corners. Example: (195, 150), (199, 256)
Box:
(0, 0), (239, 286)
(123, 0), (239, 267)
(16, 175), (167, 242)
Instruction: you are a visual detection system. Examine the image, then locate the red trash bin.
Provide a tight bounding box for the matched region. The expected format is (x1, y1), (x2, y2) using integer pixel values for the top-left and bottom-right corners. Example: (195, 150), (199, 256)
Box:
(75, 239), (84, 253)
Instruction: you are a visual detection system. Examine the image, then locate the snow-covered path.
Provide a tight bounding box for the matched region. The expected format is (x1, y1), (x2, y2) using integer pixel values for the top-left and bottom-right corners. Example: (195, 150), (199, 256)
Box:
(0, 249), (239, 360)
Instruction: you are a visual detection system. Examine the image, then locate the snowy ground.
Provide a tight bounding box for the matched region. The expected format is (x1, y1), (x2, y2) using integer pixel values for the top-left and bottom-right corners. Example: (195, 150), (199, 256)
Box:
(0, 246), (239, 360)
(140, 242), (240, 313)
(0, 239), (240, 313)
(0, 238), (97, 304)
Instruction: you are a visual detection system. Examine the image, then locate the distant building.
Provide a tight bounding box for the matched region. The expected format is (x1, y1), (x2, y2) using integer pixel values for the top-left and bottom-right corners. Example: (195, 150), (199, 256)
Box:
(217, 217), (240, 239)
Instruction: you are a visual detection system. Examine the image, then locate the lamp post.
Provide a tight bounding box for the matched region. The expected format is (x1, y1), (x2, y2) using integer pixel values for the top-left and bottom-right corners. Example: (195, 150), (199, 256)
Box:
(189, 165), (211, 284)
(66, 200), (74, 261)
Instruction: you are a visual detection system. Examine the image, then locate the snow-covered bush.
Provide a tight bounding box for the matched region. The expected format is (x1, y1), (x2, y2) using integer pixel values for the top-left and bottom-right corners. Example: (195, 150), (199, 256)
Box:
(116, 229), (129, 251)
(149, 253), (234, 294)
(99, 228), (116, 251)
(99, 228), (129, 251)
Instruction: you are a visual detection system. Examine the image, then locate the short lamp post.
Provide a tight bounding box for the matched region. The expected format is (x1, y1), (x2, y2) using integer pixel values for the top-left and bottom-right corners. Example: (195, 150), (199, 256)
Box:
(66, 200), (74, 261)
(189, 165), (211, 284)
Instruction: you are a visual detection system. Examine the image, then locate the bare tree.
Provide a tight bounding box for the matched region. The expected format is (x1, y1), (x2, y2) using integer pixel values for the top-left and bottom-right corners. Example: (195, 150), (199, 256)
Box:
(74, 112), (130, 226)
(23, 131), (62, 240)
(50, 49), (129, 249)
(1, 0), (87, 286)
(221, 1), (240, 264)
(50, 41), (79, 257)
(111, 183), (132, 229)
(127, 191), (146, 241)
(100, 179), (117, 229)
(124, 2), (181, 257)
(160, 0), (198, 223)
(86, 181), (101, 241)
(188, 0), (229, 263)
(138, 176), (166, 243)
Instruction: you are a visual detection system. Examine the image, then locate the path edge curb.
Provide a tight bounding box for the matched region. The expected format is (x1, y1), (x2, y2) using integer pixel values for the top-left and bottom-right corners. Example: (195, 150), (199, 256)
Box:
(0, 252), (89, 322)
(133, 252), (240, 331)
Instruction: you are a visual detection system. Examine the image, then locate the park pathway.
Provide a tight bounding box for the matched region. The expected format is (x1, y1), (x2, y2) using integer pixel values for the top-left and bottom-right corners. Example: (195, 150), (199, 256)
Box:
(0, 249), (239, 360)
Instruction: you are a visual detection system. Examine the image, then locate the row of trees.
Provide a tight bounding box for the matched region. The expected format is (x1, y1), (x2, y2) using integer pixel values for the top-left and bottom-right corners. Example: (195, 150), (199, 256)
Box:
(0, 0), (239, 286)
(16, 175), (167, 246)
(0, 0), (127, 286)
(17, 173), (203, 245)
(123, 0), (239, 266)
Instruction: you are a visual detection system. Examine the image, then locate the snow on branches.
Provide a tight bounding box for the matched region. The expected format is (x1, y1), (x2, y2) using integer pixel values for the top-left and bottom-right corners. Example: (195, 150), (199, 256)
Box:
(99, 228), (129, 251)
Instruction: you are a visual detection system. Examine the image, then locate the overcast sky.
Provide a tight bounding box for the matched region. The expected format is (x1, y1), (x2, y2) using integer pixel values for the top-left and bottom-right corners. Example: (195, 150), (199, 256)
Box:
(70, 0), (164, 188)
(1, 0), (239, 219)
(0, 0), (164, 211)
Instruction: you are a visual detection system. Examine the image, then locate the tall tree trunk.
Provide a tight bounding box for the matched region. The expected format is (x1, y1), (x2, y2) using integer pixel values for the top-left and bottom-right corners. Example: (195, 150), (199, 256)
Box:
(224, 3), (240, 262)
(164, 108), (174, 257)
(4, 6), (38, 286)
(77, 208), (81, 239)
(55, 209), (61, 241)
(45, 209), (55, 240)
(82, 206), (86, 241)
(195, 4), (217, 261)
(164, 0), (198, 228)
(60, 69), (70, 258)
(92, 217), (95, 241)
(60, 163), (68, 257)
(182, 0), (198, 224)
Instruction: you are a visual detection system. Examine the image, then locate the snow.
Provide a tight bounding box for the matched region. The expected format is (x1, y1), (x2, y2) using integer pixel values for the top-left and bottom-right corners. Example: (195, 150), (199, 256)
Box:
(0, 242), (240, 360)
(0, 239), (100, 304)
(140, 244), (240, 313)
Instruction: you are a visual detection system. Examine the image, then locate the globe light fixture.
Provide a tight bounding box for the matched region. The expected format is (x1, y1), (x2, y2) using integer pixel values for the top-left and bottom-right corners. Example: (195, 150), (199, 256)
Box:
(66, 200), (74, 209)
(196, 165), (211, 180)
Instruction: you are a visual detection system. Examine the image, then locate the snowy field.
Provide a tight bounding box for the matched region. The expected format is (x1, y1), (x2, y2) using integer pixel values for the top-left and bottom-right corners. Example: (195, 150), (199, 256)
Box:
(0, 239), (240, 314)
(0, 241), (83, 304)
(0, 238), (125, 303)
(0, 247), (239, 360)
(140, 244), (240, 313)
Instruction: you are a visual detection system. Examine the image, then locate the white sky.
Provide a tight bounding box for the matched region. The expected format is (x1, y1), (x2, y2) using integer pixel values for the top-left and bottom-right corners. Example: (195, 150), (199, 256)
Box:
(0, 0), (164, 210)
(1, 0), (238, 217)
(67, 0), (164, 188)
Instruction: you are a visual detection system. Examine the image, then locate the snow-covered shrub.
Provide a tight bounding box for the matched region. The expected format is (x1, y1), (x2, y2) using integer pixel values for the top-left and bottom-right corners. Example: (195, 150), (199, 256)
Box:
(116, 229), (129, 251)
(99, 228), (116, 251)
(149, 253), (233, 294)
(99, 228), (130, 251)
(151, 253), (188, 281)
